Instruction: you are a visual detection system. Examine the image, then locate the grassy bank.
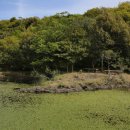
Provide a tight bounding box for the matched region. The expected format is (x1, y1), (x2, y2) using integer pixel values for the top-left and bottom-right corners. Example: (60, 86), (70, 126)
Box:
(15, 72), (130, 93)
(0, 82), (130, 130)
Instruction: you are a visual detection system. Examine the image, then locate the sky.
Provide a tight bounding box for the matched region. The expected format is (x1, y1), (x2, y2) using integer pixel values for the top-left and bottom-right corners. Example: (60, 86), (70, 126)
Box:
(0, 0), (129, 20)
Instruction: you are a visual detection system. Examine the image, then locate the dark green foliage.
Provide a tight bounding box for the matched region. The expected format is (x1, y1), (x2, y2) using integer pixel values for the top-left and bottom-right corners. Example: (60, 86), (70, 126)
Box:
(0, 2), (130, 72)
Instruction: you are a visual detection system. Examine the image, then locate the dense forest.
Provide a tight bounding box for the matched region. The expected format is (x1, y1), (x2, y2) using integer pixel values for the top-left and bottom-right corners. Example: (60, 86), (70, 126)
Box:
(0, 2), (130, 73)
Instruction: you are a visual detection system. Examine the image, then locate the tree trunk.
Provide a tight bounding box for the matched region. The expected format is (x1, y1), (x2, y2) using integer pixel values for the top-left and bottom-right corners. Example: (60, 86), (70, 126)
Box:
(92, 61), (95, 72)
(101, 56), (104, 72)
(71, 64), (74, 72)
(67, 64), (69, 73)
(108, 59), (110, 76)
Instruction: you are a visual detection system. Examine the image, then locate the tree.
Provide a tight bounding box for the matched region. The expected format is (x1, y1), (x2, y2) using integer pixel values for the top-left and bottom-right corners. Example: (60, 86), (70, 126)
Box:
(103, 50), (117, 72)
(0, 2), (130, 72)
(0, 36), (19, 70)
(10, 17), (17, 22)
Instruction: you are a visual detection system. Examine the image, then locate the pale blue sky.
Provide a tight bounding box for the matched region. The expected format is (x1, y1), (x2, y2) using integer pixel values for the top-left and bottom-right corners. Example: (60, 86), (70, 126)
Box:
(0, 0), (129, 19)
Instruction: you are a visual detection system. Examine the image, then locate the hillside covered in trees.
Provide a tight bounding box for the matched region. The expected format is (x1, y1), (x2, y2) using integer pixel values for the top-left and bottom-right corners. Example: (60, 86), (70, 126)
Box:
(0, 2), (130, 73)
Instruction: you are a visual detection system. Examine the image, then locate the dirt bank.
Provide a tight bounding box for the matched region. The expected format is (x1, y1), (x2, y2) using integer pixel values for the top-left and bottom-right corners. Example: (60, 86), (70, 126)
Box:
(15, 73), (130, 94)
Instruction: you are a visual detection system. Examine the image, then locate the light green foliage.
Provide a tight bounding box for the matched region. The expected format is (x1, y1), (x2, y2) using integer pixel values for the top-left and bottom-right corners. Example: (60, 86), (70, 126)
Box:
(0, 36), (19, 69)
(117, 2), (130, 23)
